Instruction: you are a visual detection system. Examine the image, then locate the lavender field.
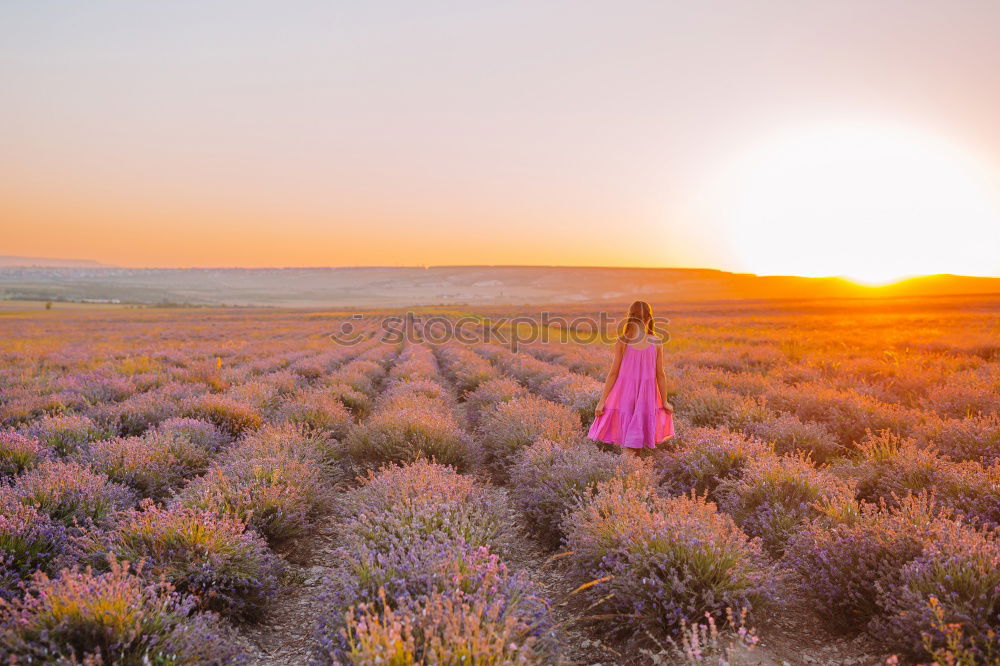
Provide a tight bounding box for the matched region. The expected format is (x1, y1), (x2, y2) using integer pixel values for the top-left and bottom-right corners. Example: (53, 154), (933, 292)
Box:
(1, 297), (999, 665)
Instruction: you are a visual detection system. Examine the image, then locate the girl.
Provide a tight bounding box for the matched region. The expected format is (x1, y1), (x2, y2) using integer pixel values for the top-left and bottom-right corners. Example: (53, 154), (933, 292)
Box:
(588, 300), (674, 451)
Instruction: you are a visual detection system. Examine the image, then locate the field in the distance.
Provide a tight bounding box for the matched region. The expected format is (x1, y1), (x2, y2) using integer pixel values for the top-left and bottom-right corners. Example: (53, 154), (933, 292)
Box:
(0, 294), (998, 665)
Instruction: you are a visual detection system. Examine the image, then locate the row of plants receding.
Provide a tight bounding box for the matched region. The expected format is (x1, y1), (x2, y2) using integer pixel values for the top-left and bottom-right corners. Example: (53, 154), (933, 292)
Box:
(447, 343), (768, 660)
(313, 343), (559, 663)
(474, 340), (1000, 663)
(4, 316), (998, 664)
(519, 314), (1000, 421)
(671, 380), (1000, 468)
(521, 334), (1000, 468)
(522, 338), (1000, 532)
(0, 337), (395, 664)
(0, 323), (383, 431)
(654, 426), (999, 662)
(473, 342), (603, 424)
(513, 339), (999, 537)
(5, 340), (382, 446)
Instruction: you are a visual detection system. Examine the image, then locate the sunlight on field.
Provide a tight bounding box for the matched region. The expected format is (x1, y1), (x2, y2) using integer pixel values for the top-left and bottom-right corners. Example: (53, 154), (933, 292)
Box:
(1, 297), (999, 664)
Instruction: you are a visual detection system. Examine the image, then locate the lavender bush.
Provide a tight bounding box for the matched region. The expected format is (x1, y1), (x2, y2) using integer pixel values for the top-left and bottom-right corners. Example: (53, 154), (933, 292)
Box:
(322, 382), (372, 418)
(329, 360), (384, 397)
(387, 379), (454, 407)
(278, 389), (353, 439)
(239, 422), (344, 475)
(783, 492), (953, 632)
(89, 389), (180, 437)
(263, 368), (302, 396)
(21, 414), (109, 457)
(872, 519), (1000, 660)
(174, 451), (327, 545)
(671, 387), (769, 430)
(84, 431), (211, 501)
(387, 346), (440, 384)
(476, 396), (580, 476)
(345, 404), (470, 471)
(716, 452), (854, 556)
(340, 461), (515, 551)
(464, 377), (529, 427)
(328, 536), (535, 614)
(56, 372), (134, 404)
(0, 493), (67, 599)
(224, 381), (282, 413)
(915, 413), (1000, 464)
(0, 430), (50, 479)
(843, 430), (1000, 526)
(318, 584), (553, 665)
(563, 474), (775, 635)
(502, 354), (562, 392)
(0, 560), (246, 664)
(181, 394), (263, 438)
(656, 426), (775, 500)
(541, 372), (602, 423)
(433, 344), (497, 393)
(91, 502), (284, 621)
(290, 357), (326, 382)
(509, 438), (650, 547)
(743, 412), (843, 463)
(764, 382), (916, 449)
(9, 460), (135, 527)
(154, 416), (229, 451)
(316, 537), (552, 663)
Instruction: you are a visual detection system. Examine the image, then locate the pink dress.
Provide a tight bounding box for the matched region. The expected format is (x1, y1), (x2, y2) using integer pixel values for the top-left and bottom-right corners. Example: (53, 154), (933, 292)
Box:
(588, 343), (674, 449)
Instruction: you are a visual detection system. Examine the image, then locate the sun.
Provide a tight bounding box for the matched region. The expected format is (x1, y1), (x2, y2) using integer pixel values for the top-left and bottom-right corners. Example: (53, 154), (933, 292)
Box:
(694, 121), (1000, 284)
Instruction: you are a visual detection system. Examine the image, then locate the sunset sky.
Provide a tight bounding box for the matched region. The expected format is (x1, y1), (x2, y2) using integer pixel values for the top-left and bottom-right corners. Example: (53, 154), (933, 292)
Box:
(3, 1), (1000, 280)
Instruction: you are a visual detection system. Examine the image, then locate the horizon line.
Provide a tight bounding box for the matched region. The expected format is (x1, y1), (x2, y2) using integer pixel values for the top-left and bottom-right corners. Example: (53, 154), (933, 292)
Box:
(4, 260), (1000, 282)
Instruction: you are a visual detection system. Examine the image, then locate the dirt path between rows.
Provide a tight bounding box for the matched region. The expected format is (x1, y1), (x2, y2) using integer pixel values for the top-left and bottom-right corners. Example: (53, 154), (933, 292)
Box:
(237, 522), (341, 665)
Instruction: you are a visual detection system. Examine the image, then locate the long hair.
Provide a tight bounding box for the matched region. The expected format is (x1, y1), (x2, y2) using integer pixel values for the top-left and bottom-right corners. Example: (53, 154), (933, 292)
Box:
(619, 300), (655, 339)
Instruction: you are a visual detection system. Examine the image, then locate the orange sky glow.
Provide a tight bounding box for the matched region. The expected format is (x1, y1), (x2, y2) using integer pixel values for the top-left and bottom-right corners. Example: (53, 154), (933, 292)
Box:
(3, 2), (1000, 278)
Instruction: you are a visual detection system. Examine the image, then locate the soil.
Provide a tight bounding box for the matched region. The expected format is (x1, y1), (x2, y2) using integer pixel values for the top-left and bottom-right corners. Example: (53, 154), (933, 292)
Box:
(235, 512), (342, 665)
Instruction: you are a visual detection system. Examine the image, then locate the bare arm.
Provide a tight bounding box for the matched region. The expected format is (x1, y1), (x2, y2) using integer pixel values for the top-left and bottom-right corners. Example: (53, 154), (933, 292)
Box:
(655, 344), (674, 412)
(595, 341), (625, 418)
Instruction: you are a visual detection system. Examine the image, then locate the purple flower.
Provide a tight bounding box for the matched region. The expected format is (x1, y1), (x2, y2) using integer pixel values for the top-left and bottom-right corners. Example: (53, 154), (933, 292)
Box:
(475, 396), (580, 478)
(0, 429), (51, 480)
(509, 437), (650, 547)
(564, 471), (776, 635)
(21, 414), (109, 457)
(90, 502), (284, 621)
(0, 492), (67, 598)
(0, 560), (246, 663)
(9, 460), (136, 527)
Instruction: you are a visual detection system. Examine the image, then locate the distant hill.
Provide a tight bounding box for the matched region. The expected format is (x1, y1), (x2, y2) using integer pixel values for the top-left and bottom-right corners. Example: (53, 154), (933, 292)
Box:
(1, 264), (998, 307)
(0, 255), (111, 268)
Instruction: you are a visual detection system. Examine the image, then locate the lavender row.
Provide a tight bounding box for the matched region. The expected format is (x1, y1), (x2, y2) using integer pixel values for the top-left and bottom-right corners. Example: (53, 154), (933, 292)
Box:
(553, 333), (1000, 528)
(312, 460), (556, 664)
(475, 341), (995, 660)
(521, 336), (1000, 468)
(1, 317), (383, 432)
(0, 337), (393, 663)
(314, 343), (557, 663)
(344, 343), (471, 471)
(474, 342), (603, 424)
(454, 348), (775, 646)
(506, 372), (998, 660)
